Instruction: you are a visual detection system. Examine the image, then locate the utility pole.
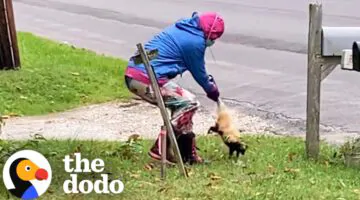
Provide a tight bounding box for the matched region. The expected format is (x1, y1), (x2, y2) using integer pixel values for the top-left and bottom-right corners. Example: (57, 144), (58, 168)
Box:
(0, 0), (20, 70)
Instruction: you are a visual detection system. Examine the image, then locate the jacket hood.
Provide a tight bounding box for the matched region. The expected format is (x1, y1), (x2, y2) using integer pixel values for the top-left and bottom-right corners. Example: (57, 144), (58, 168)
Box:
(175, 12), (204, 38)
(199, 12), (225, 40)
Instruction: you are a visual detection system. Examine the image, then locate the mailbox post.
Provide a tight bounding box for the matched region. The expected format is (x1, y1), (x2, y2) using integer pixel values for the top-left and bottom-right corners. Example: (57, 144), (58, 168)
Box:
(306, 3), (360, 160)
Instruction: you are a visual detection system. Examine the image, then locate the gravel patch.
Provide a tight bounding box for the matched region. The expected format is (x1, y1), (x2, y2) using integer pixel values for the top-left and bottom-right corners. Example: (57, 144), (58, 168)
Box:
(0, 99), (357, 146)
(0, 99), (275, 142)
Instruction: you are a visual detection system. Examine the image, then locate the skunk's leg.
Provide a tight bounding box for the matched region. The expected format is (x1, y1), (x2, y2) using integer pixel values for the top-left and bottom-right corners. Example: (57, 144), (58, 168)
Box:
(207, 126), (218, 134)
(229, 145), (235, 159)
(236, 149), (240, 158)
(207, 127), (213, 134)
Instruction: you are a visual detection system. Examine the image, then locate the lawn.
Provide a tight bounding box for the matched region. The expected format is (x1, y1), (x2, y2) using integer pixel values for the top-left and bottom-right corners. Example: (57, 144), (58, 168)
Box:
(1, 32), (359, 200)
(1, 134), (359, 200)
(0, 32), (131, 116)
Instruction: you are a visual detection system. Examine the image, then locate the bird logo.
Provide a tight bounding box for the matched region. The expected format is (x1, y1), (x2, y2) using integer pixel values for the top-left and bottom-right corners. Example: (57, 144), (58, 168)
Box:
(2, 150), (52, 200)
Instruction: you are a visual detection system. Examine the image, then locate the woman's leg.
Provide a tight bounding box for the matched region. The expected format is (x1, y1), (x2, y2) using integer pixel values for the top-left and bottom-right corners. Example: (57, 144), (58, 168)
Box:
(157, 81), (203, 164)
(125, 76), (178, 164)
(125, 76), (202, 164)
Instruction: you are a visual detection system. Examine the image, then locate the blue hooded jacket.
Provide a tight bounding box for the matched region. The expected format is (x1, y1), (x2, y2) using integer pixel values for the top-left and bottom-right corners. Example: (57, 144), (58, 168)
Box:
(127, 13), (215, 94)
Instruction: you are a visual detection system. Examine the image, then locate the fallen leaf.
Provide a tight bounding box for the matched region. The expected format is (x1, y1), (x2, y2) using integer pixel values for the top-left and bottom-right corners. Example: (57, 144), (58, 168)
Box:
(46, 189), (55, 194)
(74, 145), (82, 153)
(80, 94), (88, 98)
(267, 192), (274, 196)
(7, 113), (20, 117)
(309, 178), (316, 185)
(353, 189), (360, 194)
(139, 181), (154, 186)
(207, 172), (216, 177)
(33, 134), (47, 141)
(207, 172), (222, 181)
(187, 170), (194, 177)
(128, 134), (141, 142)
(15, 86), (22, 91)
(48, 152), (58, 156)
(231, 179), (240, 184)
(144, 163), (154, 171)
(20, 95), (28, 100)
(210, 175), (222, 181)
(0, 115), (10, 119)
(339, 179), (346, 188)
(158, 187), (169, 193)
(210, 186), (220, 190)
(324, 161), (329, 168)
(288, 152), (296, 162)
(130, 173), (140, 179)
(284, 167), (300, 173)
(268, 164), (276, 174)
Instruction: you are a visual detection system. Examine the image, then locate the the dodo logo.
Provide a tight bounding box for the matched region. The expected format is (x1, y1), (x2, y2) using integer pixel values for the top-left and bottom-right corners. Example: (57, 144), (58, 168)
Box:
(2, 150), (52, 200)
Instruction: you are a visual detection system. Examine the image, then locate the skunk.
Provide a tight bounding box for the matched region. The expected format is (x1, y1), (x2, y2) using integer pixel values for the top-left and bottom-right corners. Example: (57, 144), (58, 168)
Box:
(207, 100), (247, 158)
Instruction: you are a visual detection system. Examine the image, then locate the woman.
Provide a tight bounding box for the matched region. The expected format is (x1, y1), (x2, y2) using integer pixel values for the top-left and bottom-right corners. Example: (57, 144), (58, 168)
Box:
(124, 11), (225, 164)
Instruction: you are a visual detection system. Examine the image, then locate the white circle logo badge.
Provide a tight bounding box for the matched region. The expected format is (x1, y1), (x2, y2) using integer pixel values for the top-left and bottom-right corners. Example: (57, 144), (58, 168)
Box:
(2, 150), (52, 199)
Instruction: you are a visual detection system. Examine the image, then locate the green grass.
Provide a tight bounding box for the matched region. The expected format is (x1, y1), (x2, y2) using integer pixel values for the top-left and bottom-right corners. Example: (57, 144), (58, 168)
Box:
(0, 32), (131, 116)
(1, 134), (359, 200)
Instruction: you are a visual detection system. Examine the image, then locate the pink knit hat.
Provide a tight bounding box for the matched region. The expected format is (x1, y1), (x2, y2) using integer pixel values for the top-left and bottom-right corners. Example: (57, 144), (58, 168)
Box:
(199, 12), (225, 40)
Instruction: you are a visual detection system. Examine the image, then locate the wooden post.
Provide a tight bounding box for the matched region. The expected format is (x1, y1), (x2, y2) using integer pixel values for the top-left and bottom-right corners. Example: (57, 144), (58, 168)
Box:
(0, 0), (13, 69)
(159, 125), (167, 179)
(136, 43), (188, 179)
(306, 3), (323, 160)
(0, 0), (20, 70)
(5, 0), (20, 68)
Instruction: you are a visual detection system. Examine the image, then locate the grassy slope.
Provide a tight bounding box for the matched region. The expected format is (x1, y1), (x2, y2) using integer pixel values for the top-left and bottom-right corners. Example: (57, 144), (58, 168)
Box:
(0, 32), (358, 200)
(0, 32), (131, 116)
(0, 135), (359, 200)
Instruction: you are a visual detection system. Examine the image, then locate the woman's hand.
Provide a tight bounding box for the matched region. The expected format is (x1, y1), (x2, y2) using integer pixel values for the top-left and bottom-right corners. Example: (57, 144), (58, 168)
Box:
(206, 75), (220, 102)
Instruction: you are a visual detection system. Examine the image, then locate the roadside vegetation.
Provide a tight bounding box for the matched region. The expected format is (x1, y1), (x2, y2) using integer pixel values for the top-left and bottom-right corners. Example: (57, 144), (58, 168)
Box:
(1, 134), (359, 199)
(0, 32), (131, 116)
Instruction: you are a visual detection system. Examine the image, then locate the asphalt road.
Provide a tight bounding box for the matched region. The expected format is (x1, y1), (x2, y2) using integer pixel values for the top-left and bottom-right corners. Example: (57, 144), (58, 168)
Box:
(12, 0), (360, 138)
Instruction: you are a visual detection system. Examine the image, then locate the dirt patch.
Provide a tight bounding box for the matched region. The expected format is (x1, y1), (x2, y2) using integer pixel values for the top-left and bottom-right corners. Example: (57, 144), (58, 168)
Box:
(0, 99), (274, 141)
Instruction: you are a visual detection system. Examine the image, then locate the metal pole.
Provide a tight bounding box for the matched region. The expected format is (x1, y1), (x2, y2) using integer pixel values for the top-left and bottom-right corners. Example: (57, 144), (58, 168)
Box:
(306, 3), (323, 160)
(136, 43), (188, 178)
